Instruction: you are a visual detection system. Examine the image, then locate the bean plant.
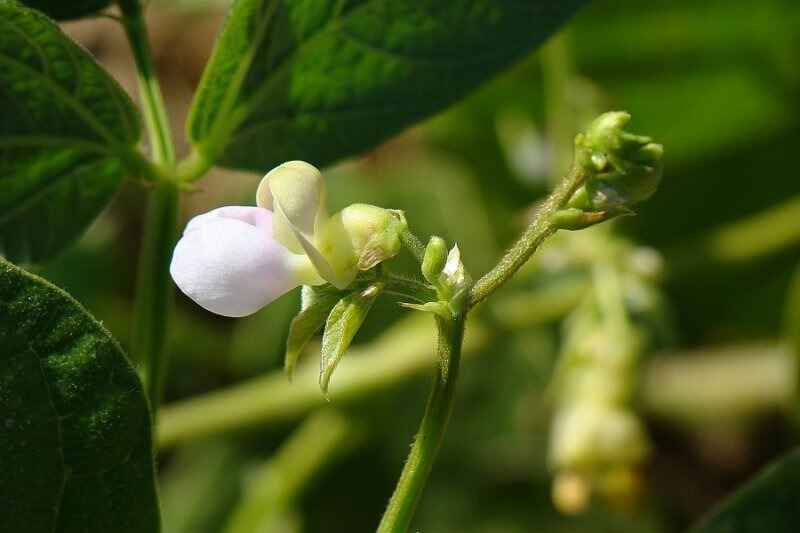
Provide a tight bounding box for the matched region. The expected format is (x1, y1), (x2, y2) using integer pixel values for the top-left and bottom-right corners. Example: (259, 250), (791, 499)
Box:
(1, 1), (799, 533)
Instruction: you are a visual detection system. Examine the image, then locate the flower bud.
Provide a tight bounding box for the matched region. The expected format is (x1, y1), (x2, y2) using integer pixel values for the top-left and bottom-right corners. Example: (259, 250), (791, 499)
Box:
(564, 111), (663, 222)
(422, 236), (448, 285)
(313, 204), (405, 289)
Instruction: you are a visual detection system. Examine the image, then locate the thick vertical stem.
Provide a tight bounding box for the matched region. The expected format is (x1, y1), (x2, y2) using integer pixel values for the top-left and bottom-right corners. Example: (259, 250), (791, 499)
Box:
(377, 314), (466, 533)
(132, 181), (179, 413)
(120, 0), (179, 414)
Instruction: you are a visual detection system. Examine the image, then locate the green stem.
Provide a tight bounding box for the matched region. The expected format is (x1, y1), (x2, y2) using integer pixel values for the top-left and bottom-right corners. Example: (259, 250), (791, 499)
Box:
(177, 149), (214, 183)
(385, 272), (436, 302)
(377, 314), (466, 533)
(120, 0), (180, 413)
(399, 226), (426, 263)
(119, 0), (176, 166)
(132, 181), (179, 413)
(469, 165), (585, 307)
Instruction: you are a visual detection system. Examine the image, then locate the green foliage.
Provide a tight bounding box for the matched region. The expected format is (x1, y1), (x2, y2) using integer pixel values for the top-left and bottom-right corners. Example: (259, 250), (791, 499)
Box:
(0, 0), (141, 263)
(688, 449), (800, 533)
(319, 283), (382, 393)
(20, 0), (111, 19)
(285, 285), (343, 379)
(0, 257), (159, 533)
(186, 0), (587, 171)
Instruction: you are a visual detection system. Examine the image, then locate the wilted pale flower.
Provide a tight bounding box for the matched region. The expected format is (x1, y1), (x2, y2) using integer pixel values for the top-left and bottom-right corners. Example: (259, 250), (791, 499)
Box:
(170, 161), (404, 317)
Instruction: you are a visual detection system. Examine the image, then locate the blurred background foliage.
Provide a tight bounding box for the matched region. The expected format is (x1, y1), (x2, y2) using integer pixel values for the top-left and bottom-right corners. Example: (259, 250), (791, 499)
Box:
(34, 0), (800, 531)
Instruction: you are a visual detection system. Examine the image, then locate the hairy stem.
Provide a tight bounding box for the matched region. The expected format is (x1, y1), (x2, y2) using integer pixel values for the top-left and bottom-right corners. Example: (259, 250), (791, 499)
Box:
(469, 165), (585, 307)
(377, 314), (466, 533)
(399, 226), (426, 263)
(120, 0), (179, 414)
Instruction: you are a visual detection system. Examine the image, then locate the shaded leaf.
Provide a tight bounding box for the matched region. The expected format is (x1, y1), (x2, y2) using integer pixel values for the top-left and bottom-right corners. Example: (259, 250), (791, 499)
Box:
(0, 0), (141, 263)
(0, 257), (160, 533)
(187, 0), (586, 171)
(20, 0), (111, 19)
(319, 283), (382, 393)
(688, 449), (800, 533)
(285, 285), (343, 380)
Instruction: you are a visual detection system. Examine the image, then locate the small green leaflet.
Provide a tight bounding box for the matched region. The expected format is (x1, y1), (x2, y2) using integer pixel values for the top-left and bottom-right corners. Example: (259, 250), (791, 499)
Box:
(0, 0), (142, 263)
(0, 258), (160, 533)
(285, 285), (345, 380)
(20, 0), (112, 19)
(187, 0), (587, 172)
(688, 449), (800, 533)
(319, 283), (382, 394)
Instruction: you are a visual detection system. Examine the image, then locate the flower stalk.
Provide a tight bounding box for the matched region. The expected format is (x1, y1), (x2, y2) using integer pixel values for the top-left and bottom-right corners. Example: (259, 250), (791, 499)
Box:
(377, 313), (466, 533)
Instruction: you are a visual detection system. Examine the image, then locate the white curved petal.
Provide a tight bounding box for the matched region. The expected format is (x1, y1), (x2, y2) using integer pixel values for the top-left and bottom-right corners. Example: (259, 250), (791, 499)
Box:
(256, 161), (326, 254)
(170, 207), (300, 317)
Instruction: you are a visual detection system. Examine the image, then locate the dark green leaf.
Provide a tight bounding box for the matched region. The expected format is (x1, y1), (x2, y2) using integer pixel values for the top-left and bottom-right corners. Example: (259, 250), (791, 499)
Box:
(0, 0), (141, 263)
(20, 0), (111, 19)
(0, 257), (160, 533)
(688, 449), (800, 533)
(187, 0), (586, 171)
(319, 283), (381, 393)
(285, 285), (344, 380)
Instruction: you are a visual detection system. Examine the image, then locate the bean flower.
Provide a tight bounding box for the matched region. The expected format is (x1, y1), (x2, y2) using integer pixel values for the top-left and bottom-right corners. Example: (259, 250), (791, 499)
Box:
(170, 161), (405, 317)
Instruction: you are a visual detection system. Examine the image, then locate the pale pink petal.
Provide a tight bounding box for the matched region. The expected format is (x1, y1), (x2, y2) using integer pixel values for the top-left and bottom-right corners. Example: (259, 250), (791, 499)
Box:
(170, 207), (298, 317)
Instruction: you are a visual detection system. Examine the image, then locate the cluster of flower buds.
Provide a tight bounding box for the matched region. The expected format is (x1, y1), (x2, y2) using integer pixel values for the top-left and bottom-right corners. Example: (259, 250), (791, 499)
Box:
(546, 229), (670, 514)
(555, 111), (664, 230)
(170, 161), (405, 317)
(401, 236), (471, 320)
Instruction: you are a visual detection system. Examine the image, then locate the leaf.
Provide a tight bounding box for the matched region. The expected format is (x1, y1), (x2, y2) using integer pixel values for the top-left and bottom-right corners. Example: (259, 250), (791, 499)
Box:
(688, 449), (800, 533)
(0, 0), (141, 263)
(0, 257), (160, 533)
(187, 0), (587, 171)
(20, 0), (111, 19)
(319, 283), (382, 393)
(285, 285), (343, 380)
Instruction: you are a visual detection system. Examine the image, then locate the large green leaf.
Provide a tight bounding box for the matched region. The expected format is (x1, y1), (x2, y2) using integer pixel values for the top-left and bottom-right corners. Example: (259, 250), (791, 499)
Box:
(688, 449), (800, 533)
(187, 0), (586, 171)
(20, 0), (112, 19)
(0, 0), (141, 263)
(0, 258), (160, 533)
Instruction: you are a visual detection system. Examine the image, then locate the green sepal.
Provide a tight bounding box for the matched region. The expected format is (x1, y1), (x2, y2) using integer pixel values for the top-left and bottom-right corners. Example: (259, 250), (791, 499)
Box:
(399, 300), (451, 320)
(284, 286), (345, 380)
(319, 283), (383, 394)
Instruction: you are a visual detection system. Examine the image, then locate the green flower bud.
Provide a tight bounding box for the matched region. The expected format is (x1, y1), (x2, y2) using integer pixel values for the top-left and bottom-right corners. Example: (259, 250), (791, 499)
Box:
(568, 111), (664, 216)
(422, 236), (448, 285)
(314, 204), (405, 288)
